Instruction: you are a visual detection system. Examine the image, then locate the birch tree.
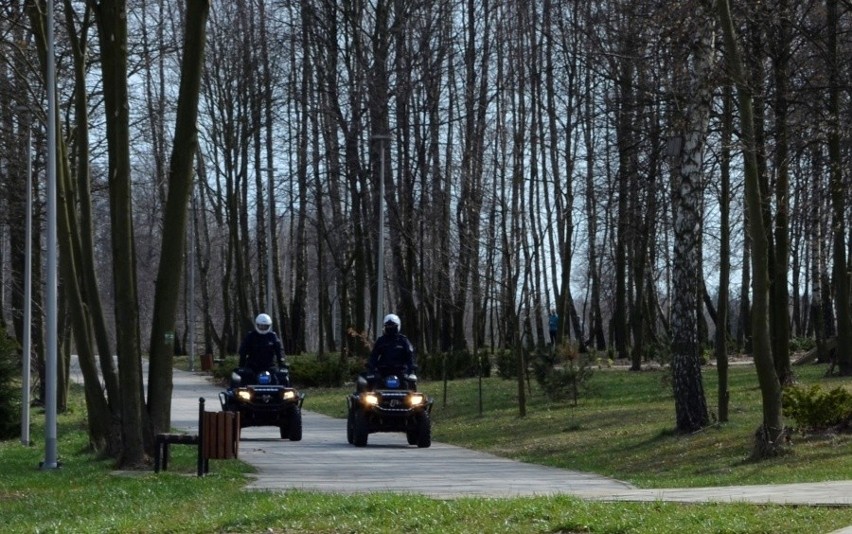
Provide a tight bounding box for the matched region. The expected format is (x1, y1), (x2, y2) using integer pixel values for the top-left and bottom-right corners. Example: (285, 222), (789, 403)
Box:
(669, 2), (714, 433)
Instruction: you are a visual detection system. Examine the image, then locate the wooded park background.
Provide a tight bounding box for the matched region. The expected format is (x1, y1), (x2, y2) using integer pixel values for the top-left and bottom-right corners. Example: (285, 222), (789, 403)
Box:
(1, 0), (851, 464)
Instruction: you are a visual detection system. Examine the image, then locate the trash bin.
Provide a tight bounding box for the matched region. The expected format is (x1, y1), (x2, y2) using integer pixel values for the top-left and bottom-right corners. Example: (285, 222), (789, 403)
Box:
(202, 410), (240, 460)
(200, 353), (213, 371)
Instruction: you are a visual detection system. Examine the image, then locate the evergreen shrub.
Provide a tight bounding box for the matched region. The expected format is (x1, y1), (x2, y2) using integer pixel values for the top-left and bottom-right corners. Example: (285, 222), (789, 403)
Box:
(782, 384), (852, 432)
(532, 343), (594, 405)
(0, 331), (22, 439)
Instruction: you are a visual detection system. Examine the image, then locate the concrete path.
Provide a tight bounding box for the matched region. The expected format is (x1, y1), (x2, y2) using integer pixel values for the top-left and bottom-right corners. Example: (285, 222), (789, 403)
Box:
(162, 365), (852, 508)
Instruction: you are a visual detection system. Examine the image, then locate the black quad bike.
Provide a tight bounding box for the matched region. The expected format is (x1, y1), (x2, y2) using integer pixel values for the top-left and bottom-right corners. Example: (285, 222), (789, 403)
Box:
(219, 366), (304, 441)
(346, 372), (433, 447)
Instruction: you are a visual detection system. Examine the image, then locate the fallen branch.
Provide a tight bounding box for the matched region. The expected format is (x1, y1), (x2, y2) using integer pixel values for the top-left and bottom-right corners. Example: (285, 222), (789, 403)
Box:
(793, 337), (837, 366)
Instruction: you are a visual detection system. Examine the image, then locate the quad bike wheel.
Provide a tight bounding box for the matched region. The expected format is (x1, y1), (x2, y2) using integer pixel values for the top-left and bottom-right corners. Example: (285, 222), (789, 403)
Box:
(279, 407), (302, 441)
(289, 407), (303, 441)
(416, 412), (431, 448)
(353, 409), (369, 447)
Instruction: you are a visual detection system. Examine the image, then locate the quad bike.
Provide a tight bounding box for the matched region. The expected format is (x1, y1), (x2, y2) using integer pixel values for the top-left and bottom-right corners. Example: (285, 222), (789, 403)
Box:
(219, 366), (304, 441)
(346, 371), (433, 447)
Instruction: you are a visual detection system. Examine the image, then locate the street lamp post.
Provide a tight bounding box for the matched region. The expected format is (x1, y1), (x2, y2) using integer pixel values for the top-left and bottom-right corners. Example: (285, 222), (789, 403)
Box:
(188, 185), (196, 372)
(41, 0), (59, 470)
(267, 168), (274, 316)
(19, 106), (32, 447)
(372, 134), (390, 337)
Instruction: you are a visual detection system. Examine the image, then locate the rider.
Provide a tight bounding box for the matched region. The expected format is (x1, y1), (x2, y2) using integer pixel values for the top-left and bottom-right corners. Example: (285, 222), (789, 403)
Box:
(365, 313), (416, 388)
(238, 313), (289, 386)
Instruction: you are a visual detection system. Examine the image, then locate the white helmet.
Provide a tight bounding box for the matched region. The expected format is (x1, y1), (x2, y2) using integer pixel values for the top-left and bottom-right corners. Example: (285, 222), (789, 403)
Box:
(383, 313), (401, 334)
(255, 313), (272, 334)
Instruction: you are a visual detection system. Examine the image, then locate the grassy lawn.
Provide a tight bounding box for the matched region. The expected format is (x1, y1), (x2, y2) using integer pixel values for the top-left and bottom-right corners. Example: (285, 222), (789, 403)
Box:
(305, 361), (852, 489)
(1, 360), (850, 533)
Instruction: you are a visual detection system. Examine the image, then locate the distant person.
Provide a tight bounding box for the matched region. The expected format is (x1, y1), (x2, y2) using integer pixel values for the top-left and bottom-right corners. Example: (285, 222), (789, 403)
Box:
(549, 310), (558, 346)
(237, 313), (288, 385)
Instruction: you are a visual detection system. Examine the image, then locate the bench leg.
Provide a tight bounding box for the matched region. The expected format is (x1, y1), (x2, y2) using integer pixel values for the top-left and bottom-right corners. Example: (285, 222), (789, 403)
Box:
(154, 439), (162, 473)
(154, 437), (170, 473)
(162, 442), (170, 471)
(196, 436), (204, 477)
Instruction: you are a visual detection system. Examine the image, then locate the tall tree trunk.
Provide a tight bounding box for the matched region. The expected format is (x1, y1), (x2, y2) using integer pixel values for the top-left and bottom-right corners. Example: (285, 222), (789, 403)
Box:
(18, 1), (55, 414)
(582, 37), (606, 351)
(146, 0), (210, 438)
(770, 0), (792, 384)
(60, 0), (120, 407)
(810, 145), (829, 363)
(716, 83), (733, 423)
(38, 1), (115, 428)
(54, 125), (114, 450)
(452, 0), (490, 353)
(670, 5), (713, 433)
(717, 0), (786, 456)
(92, 0), (146, 467)
(27, 0), (115, 436)
(290, 8), (310, 355)
(614, 57), (632, 362)
(826, 0), (852, 375)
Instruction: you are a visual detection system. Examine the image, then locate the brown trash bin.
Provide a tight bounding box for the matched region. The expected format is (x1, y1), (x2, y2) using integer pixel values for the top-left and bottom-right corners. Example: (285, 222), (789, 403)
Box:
(200, 353), (213, 371)
(202, 410), (240, 460)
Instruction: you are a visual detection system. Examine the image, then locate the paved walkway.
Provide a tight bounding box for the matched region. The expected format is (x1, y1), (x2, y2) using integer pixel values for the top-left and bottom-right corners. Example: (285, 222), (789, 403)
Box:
(162, 365), (852, 512)
(69, 357), (851, 531)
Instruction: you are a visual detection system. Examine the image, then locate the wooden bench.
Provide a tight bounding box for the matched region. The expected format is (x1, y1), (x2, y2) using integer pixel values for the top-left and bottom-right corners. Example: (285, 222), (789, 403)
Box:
(154, 397), (240, 476)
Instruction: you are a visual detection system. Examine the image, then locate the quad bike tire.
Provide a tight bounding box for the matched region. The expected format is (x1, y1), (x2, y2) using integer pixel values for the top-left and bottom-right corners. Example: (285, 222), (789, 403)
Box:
(416, 412), (431, 448)
(353, 409), (369, 447)
(280, 407), (302, 441)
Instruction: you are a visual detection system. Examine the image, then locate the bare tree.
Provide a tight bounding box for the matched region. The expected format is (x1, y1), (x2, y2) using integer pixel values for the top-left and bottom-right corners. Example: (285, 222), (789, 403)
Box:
(90, 0), (147, 466)
(769, 0), (793, 384)
(668, 2), (713, 433)
(716, 0), (785, 456)
(715, 83), (733, 422)
(826, 0), (852, 375)
(146, 0), (210, 437)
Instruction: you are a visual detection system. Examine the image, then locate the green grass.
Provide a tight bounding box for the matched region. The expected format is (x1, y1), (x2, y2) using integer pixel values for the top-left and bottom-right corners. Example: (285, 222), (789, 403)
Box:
(1, 362), (850, 533)
(305, 362), (852, 489)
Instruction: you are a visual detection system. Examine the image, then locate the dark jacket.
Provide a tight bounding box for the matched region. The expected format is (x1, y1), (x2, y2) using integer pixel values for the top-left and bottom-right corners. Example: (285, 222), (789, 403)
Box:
(367, 333), (416, 374)
(238, 330), (284, 373)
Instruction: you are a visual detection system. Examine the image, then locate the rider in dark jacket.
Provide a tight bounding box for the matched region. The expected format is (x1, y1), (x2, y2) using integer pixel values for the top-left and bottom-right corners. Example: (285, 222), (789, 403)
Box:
(367, 314), (416, 382)
(238, 313), (288, 385)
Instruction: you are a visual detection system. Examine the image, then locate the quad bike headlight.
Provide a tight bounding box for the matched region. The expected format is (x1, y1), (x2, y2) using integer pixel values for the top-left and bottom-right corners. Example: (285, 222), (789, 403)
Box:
(408, 393), (424, 406)
(237, 389), (253, 402)
(282, 390), (297, 400)
(363, 393), (379, 406)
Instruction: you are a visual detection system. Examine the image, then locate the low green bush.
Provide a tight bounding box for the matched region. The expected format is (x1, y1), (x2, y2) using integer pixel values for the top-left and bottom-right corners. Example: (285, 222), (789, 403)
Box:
(789, 337), (816, 352)
(288, 354), (363, 388)
(0, 330), (22, 439)
(782, 384), (852, 432)
(532, 343), (594, 404)
(494, 348), (518, 379)
(210, 353), (362, 388)
(211, 356), (239, 384)
(417, 349), (491, 380)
